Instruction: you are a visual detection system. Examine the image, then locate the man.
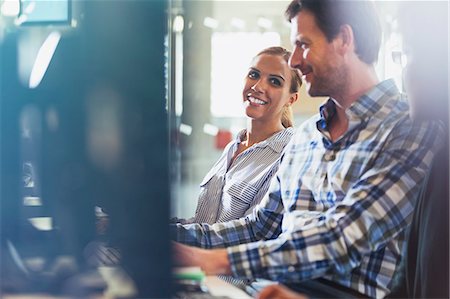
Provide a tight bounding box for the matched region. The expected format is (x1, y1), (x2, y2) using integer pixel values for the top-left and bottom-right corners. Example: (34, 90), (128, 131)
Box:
(257, 2), (450, 298)
(172, 1), (443, 297)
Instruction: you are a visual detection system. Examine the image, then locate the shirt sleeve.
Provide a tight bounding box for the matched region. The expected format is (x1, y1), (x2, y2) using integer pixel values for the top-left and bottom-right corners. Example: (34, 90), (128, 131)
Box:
(171, 173), (285, 248)
(227, 120), (443, 283)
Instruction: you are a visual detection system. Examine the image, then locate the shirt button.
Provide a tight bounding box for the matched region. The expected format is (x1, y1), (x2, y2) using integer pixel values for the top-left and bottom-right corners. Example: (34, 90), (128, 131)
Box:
(288, 266), (295, 272)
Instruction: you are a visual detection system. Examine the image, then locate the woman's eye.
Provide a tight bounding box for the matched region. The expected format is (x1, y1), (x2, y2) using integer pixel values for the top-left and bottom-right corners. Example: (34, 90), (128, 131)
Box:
(248, 71), (259, 79)
(270, 78), (282, 86)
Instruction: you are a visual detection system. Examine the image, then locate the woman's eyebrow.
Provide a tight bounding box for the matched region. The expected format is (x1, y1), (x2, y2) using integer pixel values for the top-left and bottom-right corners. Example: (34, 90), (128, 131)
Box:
(269, 74), (285, 82)
(250, 67), (285, 81)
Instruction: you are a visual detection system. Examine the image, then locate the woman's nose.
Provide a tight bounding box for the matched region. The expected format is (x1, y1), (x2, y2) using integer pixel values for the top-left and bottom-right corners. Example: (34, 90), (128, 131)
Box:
(251, 80), (264, 92)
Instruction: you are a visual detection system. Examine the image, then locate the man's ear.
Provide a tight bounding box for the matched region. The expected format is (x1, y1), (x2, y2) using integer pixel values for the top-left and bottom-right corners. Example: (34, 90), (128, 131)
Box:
(336, 24), (355, 56)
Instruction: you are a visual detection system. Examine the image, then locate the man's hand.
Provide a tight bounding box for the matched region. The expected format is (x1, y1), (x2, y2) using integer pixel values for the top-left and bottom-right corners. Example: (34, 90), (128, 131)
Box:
(172, 241), (232, 275)
(257, 285), (308, 299)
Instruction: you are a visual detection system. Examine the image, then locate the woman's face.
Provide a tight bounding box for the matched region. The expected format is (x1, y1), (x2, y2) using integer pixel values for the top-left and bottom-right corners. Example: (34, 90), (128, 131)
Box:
(242, 54), (297, 123)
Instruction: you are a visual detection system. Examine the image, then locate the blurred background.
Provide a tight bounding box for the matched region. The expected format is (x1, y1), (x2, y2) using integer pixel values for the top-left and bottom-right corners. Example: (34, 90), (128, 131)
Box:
(1, 0), (171, 296)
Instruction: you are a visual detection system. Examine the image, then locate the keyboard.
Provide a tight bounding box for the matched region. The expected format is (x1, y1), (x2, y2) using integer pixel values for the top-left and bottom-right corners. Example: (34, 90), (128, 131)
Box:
(173, 267), (252, 299)
(175, 291), (232, 299)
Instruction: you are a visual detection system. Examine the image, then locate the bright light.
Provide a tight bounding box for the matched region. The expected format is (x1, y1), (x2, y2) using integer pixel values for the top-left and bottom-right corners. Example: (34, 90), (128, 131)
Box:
(231, 18), (246, 29)
(173, 15), (184, 33)
(29, 31), (61, 89)
(28, 217), (53, 231)
(1, 0), (20, 17)
(203, 17), (219, 29)
(23, 196), (42, 206)
(23, 1), (36, 14)
(203, 123), (219, 136)
(257, 17), (272, 29)
(179, 123), (192, 136)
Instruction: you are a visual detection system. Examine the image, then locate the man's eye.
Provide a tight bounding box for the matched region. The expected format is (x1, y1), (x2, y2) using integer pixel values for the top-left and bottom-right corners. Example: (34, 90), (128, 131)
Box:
(248, 71), (259, 79)
(300, 42), (309, 50)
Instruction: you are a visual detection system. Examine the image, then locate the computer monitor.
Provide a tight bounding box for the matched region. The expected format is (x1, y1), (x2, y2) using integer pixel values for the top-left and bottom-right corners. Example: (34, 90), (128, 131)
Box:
(0, 1), (171, 297)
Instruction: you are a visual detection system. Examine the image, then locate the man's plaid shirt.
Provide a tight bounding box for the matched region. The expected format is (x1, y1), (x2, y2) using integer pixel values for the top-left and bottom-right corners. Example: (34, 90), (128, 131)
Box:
(173, 79), (443, 298)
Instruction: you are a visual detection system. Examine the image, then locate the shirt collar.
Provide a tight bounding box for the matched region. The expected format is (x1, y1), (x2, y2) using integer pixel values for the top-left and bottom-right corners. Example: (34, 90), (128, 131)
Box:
(316, 79), (400, 131)
(236, 127), (294, 153)
(346, 79), (399, 121)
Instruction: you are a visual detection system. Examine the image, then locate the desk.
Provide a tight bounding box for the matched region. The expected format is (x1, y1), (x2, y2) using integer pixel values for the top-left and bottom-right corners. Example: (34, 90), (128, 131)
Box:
(4, 276), (253, 299)
(204, 276), (252, 299)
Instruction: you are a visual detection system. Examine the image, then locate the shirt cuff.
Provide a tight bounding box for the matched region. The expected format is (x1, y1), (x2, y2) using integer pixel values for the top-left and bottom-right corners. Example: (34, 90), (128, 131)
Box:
(227, 241), (265, 279)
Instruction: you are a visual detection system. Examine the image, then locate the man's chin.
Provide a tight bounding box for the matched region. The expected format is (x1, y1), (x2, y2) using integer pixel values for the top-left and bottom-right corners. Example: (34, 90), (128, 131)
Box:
(306, 85), (327, 98)
(305, 83), (316, 97)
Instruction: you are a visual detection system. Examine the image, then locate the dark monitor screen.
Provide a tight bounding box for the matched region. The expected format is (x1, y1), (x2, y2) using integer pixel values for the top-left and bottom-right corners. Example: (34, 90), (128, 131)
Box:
(1, 1), (171, 297)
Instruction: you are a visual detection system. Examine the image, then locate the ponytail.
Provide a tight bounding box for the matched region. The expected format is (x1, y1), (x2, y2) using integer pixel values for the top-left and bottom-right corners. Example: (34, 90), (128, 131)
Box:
(281, 105), (294, 128)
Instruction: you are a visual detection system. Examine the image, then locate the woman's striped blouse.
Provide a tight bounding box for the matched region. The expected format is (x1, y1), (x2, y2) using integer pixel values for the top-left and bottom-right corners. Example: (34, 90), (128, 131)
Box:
(189, 127), (294, 224)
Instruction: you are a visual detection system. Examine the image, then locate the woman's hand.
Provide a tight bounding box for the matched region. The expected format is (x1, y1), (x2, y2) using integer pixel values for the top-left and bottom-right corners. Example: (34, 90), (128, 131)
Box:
(172, 241), (232, 275)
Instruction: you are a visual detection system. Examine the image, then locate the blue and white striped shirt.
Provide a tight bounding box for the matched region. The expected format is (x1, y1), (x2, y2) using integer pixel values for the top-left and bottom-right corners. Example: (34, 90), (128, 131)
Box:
(173, 80), (444, 298)
(190, 128), (294, 224)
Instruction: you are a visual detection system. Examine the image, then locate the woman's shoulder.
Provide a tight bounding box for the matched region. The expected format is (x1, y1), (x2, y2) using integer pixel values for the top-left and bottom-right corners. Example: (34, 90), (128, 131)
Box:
(264, 127), (296, 153)
(278, 126), (295, 139)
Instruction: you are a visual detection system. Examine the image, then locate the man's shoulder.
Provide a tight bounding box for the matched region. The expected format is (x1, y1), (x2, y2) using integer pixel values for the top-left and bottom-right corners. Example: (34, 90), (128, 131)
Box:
(292, 114), (321, 137)
(381, 117), (446, 162)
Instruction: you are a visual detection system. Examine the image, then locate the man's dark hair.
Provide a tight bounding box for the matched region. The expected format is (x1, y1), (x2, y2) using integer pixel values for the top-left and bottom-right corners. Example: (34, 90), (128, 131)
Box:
(285, 0), (381, 64)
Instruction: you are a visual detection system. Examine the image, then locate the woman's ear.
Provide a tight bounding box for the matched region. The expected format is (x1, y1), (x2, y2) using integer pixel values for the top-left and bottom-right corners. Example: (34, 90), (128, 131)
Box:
(288, 93), (299, 105)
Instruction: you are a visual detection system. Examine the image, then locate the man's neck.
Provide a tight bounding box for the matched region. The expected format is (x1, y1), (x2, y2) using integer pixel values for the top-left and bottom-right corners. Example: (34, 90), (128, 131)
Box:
(328, 64), (379, 141)
(333, 64), (380, 110)
(327, 106), (348, 142)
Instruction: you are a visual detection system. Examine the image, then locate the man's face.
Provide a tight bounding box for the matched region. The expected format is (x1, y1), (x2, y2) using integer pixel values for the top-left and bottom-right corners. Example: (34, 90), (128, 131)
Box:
(288, 10), (347, 98)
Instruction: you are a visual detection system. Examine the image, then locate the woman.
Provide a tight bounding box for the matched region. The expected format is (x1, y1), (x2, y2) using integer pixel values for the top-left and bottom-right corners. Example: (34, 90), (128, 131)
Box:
(178, 46), (302, 224)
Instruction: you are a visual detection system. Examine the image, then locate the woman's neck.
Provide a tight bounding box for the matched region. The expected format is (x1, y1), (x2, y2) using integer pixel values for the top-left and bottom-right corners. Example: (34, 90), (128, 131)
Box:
(230, 120), (285, 164)
(242, 119), (285, 148)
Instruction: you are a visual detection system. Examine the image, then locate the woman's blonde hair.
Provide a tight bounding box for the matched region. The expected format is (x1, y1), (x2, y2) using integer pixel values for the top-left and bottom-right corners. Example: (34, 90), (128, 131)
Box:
(255, 46), (302, 128)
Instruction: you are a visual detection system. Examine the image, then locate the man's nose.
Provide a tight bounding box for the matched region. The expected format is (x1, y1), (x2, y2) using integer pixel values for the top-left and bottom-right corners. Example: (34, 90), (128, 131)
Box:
(288, 47), (303, 70)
